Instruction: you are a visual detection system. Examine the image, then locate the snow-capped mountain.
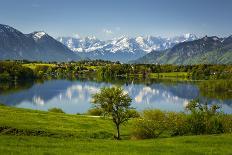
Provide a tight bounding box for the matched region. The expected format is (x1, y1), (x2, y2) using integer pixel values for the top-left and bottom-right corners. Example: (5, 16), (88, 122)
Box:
(132, 35), (232, 64)
(57, 36), (105, 52)
(57, 33), (198, 62)
(0, 24), (80, 61)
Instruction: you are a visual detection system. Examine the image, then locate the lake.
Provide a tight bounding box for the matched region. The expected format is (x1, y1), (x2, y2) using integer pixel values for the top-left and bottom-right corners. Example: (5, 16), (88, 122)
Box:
(0, 78), (232, 114)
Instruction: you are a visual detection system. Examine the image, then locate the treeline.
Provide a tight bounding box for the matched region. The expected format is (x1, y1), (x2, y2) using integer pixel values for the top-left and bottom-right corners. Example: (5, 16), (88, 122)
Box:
(1, 60), (232, 82)
(0, 61), (34, 82)
(97, 64), (232, 80)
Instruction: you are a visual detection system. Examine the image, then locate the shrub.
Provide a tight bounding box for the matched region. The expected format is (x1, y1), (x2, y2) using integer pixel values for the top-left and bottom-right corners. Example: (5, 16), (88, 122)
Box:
(221, 114), (232, 133)
(86, 108), (104, 116)
(0, 103), (6, 106)
(128, 109), (140, 118)
(48, 108), (65, 113)
(0, 72), (11, 81)
(166, 112), (188, 136)
(131, 99), (230, 139)
(185, 99), (224, 134)
(132, 110), (168, 139)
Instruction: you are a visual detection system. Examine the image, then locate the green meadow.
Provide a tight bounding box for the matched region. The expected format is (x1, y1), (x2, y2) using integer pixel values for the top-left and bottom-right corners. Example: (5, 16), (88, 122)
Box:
(0, 105), (231, 154)
(149, 72), (189, 79)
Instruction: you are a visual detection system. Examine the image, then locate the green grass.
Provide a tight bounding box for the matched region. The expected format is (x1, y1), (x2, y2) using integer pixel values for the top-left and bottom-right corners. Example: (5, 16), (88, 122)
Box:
(0, 105), (232, 154)
(1, 134), (232, 155)
(149, 72), (189, 79)
(0, 106), (128, 139)
(22, 63), (56, 70)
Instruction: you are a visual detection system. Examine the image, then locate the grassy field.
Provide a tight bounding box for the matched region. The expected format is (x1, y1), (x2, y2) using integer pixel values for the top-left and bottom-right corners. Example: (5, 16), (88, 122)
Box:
(149, 72), (189, 79)
(22, 63), (56, 70)
(1, 134), (232, 155)
(0, 105), (231, 154)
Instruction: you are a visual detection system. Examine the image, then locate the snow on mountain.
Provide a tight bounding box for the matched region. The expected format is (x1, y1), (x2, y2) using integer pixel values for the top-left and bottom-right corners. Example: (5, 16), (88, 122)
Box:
(57, 36), (105, 53)
(57, 33), (199, 62)
(32, 31), (47, 41)
(0, 24), (80, 61)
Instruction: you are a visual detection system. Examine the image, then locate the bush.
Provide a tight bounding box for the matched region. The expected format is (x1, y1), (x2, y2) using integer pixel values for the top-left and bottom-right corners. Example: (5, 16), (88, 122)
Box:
(132, 100), (230, 139)
(221, 114), (232, 133)
(132, 110), (168, 139)
(166, 112), (188, 136)
(86, 108), (104, 116)
(48, 108), (65, 113)
(0, 72), (11, 81)
(0, 103), (6, 106)
(185, 99), (224, 134)
(128, 109), (140, 118)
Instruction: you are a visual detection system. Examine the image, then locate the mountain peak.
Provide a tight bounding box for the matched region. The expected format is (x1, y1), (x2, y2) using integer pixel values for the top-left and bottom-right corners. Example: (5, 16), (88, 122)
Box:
(184, 33), (197, 39)
(0, 24), (19, 33)
(0, 24), (80, 62)
(58, 34), (200, 62)
(32, 31), (47, 40)
(85, 36), (97, 41)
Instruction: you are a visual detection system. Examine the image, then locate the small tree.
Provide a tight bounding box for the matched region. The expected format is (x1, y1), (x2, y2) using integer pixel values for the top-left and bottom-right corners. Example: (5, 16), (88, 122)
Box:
(92, 86), (132, 140)
(185, 99), (223, 134)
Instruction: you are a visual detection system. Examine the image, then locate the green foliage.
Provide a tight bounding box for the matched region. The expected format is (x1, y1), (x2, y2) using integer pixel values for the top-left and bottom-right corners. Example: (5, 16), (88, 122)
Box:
(2, 60), (231, 81)
(167, 112), (189, 136)
(0, 61), (35, 82)
(92, 86), (132, 139)
(48, 108), (65, 113)
(198, 80), (232, 100)
(221, 114), (232, 133)
(133, 110), (168, 139)
(0, 103), (6, 106)
(185, 99), (223, 134)
(132, 100), (230, 139)
(128, 109), (140, 118)
(86, 108), (104, 116)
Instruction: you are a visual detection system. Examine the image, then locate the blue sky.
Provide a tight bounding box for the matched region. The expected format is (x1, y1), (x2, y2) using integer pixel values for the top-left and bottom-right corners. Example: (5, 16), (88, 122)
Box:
(0, 0), (231, 39)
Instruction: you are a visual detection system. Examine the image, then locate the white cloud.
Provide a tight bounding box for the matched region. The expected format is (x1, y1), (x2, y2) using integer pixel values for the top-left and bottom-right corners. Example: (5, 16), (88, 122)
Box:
(102, 29), (113, 35)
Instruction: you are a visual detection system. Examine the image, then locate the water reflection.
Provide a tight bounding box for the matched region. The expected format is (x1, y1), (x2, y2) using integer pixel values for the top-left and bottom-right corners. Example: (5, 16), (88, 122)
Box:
(0, 79), (231, 114)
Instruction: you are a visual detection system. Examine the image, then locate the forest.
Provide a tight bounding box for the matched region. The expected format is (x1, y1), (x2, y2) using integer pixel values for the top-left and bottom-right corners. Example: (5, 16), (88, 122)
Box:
(0, 60), (231, 82)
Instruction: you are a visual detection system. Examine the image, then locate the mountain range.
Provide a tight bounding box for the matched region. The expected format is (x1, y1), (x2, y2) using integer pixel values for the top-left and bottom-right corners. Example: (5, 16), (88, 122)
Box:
(57, 34), (198, 62)
(0, 24), (80, 62)
(0, 24), (231, 64)
(132, 35), (232, 64)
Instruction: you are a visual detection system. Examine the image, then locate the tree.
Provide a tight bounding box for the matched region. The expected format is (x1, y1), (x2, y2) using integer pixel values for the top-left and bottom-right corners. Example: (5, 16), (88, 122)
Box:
(92, 86), (132, 140)
(185, 99), (223, 134)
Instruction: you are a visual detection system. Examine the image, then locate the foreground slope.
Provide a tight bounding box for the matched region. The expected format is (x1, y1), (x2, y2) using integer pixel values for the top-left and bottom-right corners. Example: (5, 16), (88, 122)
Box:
(0, 106), (231, 154)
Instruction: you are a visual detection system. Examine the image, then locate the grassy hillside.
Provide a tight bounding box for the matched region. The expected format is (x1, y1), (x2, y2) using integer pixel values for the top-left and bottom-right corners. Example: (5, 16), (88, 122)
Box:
(1, 134), (232, 155)
(0, 105), (130, 139)
(0, 105), (232, 154)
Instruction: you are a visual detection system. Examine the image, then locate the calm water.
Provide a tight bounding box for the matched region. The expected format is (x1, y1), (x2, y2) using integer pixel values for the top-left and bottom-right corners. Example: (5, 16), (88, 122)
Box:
(0, 79), (232, 114)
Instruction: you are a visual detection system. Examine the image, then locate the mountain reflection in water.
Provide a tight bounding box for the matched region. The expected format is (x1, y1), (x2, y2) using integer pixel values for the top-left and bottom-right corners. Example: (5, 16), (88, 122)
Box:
(0, 79), (231, 114)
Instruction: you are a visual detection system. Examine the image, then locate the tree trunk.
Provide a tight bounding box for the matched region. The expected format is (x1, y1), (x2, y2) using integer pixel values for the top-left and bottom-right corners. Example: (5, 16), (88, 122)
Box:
(116, 124), (120, 140)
